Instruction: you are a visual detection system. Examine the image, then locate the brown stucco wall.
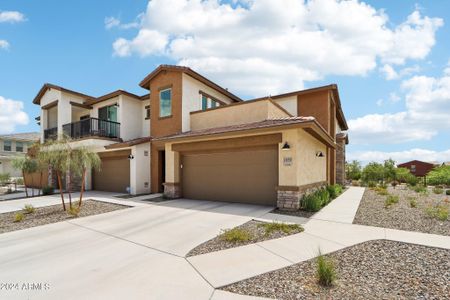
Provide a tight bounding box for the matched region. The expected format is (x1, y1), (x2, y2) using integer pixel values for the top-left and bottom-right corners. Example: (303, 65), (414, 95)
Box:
(297, 90), (330, 133)
(149, 70), (183, 138)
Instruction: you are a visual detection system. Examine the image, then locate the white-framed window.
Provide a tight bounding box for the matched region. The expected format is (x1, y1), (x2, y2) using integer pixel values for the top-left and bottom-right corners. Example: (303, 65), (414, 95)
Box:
(200, 95), (220, 110)
(3, 140), (11, 151)
(159, 88), (172, 117)
(16, 141), (24, 152)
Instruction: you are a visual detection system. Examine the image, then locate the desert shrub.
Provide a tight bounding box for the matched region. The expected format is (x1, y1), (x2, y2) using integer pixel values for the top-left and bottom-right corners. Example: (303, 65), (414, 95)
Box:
(67, 206), (80, 217)
(427, 166), (450, 186)
(367, 181), (376, 188)
(412, 185), (427, 193)
(425, 205), (448, 221)
(317, 188), (330, 205)
(301, 193), (322, 212)
(432, 187), (443, 194)
(384, 195), (399, 208)
(220, 228), (253, 243)
(446, 190), (450, 195)
(15, 177), (24, 185)
(42, 185), (54, 195)
(14, 212), (24, 222)
(374, 187), (389, 196)
(316, 253), (336, 286)
(258, 222), (303, 236)
(23, 204), (35, 214)
(408, 197), (417, 208)
(379, 182), (388, 189)
(327, 184), (343, 199)
(0, 173), (10, 185)
(406, 175), (419, 186)
(346, 160), (362, 181)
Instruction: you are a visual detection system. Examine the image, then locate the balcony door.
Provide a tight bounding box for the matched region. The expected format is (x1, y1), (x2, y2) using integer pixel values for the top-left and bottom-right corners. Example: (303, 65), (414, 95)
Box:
(98, 105), (118, 137)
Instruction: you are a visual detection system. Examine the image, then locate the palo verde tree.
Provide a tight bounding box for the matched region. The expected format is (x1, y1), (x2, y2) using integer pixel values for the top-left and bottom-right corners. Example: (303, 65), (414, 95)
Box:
(12, 156), (38, 197)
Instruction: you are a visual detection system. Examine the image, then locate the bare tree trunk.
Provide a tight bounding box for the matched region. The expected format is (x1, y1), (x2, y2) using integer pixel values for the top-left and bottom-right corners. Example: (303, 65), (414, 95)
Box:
(22, 170), (28, 198)
(57, 171), (66, 211)
(38, 171), (43, 196)
(68, 172), (72, 209)
(78, 169), (86, 208)
(31, 174), (35, 197)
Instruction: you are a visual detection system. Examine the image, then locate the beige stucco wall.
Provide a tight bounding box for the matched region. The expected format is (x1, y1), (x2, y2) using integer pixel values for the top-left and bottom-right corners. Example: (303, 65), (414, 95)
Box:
(273, 96), (297, 116)
(130, 143), (151, 194)
(297, 129), (327, 185)
(181, 73), (234, 132)
(190, 99), (290, 131)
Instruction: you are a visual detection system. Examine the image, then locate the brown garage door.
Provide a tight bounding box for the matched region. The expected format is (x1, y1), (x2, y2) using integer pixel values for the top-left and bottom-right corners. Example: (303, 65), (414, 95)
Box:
(181, 147), (278, 206)
(93, 151), (130, 193)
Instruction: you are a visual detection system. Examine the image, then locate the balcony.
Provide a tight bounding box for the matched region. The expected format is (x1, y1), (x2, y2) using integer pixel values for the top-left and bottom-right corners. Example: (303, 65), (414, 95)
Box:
(44, 127), (58, 142)
(62, 118), (120, 140)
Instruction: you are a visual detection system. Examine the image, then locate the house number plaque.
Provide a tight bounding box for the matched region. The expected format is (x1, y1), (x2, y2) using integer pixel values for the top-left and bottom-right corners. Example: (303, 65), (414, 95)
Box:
(283, 157), (293, 166)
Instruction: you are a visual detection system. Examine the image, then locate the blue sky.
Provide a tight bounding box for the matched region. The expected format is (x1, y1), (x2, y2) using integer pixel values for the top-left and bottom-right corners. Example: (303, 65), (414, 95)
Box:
(1, 0), (449, 164)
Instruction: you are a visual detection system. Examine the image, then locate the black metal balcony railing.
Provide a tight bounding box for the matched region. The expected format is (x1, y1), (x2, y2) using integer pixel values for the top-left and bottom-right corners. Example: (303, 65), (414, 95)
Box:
(62, 118), (120, 140)
(44, 127), (58, 141)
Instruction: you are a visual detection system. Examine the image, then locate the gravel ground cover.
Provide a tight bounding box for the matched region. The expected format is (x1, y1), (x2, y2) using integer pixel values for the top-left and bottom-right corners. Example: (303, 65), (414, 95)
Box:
(222, 240), (450, 300)
(354, 186), (450, 236)
(187, 220), (303, 257)
(0, 200), (129, 234)
(270, 208), (315, 218)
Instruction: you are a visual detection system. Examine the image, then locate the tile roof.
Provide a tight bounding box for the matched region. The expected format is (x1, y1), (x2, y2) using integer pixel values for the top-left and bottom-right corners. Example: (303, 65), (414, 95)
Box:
(105, 136), (152, 149)
(153, 117), (316, 141)
(0, 132), (40, 141)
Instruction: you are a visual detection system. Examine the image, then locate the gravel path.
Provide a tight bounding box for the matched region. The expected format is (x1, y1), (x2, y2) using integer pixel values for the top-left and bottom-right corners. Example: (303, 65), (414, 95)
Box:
(222, 240), (450, 300)
(354, 186), (450, 236)
(0, 200), (129, 234)
(187, 220), (303, 257)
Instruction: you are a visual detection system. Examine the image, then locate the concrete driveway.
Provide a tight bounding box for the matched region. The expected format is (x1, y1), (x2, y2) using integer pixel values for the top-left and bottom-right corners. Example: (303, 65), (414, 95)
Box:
(0, 198), (272, 299)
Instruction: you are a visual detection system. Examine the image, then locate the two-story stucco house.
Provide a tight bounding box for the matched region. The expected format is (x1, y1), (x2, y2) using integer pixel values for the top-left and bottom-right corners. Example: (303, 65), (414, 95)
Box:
(33, 65), (348, 209)
(0, 132), (40, 177)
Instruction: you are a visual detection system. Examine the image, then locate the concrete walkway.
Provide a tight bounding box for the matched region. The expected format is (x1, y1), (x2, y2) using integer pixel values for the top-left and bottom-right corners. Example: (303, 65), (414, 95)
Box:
(188, 187), (450, 288)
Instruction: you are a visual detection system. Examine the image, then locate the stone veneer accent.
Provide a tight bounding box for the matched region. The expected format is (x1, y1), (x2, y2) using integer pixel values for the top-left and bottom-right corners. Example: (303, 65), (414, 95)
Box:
(163, 182), (181, 199)
(276, 181), (327, 210)
(336, 138), (346, 185)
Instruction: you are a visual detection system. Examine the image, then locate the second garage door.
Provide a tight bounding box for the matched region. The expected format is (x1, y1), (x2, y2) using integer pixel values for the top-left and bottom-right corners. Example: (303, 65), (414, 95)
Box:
(181, 147), (278, 206)
(93, 151), (130, 193)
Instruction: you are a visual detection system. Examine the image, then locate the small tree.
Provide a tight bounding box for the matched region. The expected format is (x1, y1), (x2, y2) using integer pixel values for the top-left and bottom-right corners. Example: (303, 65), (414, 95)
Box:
(361, 162), (385, 184)
(70, 147), (101, 208)
(12, 157), (38, 197)
(12, 157), (28, 197)
(345, 160), (362, 181)
(383, 158), (397, 183)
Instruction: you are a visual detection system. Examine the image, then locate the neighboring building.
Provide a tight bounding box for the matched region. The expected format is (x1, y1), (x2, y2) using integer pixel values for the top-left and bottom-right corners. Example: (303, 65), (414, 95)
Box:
(0, 132), (40, 177)
(33, 64), (349, 208)
(397, 160), (436, 177)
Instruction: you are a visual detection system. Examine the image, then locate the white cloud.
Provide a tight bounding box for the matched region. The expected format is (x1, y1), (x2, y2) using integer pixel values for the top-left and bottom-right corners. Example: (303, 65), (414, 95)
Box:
(0, 96), (29, 134)
(104, 16), (140, 30)
(348, 148), (450, 164)
(110, 0), (442, 96)
(0, 39), (9, 50)
(349, 63), (450, 144)
(380, 64), (421, 80)
(376, 99), (384, 107)
(0, 11), (25, 23)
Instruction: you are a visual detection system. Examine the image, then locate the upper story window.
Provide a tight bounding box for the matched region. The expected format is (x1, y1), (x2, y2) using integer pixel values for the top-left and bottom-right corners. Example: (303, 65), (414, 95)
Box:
(16, 141), (24, 152)
(201, 94), (220, 111)
(145, 105), (150, 120)
(411, 165), (416, 173)
(3, 140), (11, 151)
(159, 88), (172, 117)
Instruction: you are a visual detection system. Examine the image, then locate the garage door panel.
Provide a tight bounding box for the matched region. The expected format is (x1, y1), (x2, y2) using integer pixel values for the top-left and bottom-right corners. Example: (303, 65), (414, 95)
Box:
(93, 157), (130, 193)
(182, 148), (278, 206)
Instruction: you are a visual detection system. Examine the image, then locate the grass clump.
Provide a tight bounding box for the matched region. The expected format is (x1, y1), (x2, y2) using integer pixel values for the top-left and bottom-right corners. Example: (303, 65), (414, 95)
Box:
(301, 188), (331, 212)
(219, 228), (253, 243)
(316, 252), (336, 287)
(258, 222), (303, 236)
(67, 206), (80, 217)
(384, 195), (399, 208)
(375, 187), (389, 196)
(408, 197), (417, 208)
(14, 212), (25, 222)
(326, 184), (343, 199)
(23, 204), (35, 214)
(412, 185), (427, 194)
(432, 187), (443, 194)
(425, 205), (449, 221)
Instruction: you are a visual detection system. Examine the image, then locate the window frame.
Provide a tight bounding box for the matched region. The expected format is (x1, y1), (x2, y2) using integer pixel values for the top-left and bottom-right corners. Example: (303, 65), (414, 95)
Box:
(159, 88), (172, 118)
(15, 141), (24, 152)
(3, 140), (11, 152)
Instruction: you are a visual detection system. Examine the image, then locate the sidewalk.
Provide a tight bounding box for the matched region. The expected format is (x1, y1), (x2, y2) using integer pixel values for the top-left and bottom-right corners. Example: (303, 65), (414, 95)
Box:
(188, 187), (450, 288)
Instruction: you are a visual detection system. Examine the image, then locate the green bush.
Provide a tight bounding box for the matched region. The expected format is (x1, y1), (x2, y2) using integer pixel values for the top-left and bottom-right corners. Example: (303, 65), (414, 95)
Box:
(406, 175), (419, 186)
(427, 166), (450, 186)
(425, 205), (448, 221)
(316, 253), (336, 286)
(219, 228), (253, 243)
(258, 222), (303, 236)
(384, 195), (399, 208)
(0, 173), (11, 185)
(42, 185), (54, 195)
(14, 212), (24, 222)
(327, 184), (343, 199)
(367, 181), (376, 188)
(23, 204), (35, 214)
(446, 190), (450, 196)
(412, 185), (427, 193)
(432, 187), (443, 194)
(301, 193), (322, 212)
(317, 188), (330, 205)
(375, 187), (389, 196)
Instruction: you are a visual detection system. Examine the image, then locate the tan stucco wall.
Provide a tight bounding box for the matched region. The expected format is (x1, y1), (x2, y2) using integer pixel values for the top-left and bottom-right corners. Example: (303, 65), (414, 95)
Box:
(163, 126), (328, 190)
(190, 99), (290, 131)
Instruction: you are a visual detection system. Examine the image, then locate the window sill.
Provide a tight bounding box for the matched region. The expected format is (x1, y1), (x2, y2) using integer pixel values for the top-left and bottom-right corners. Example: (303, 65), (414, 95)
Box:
(158, 115), (173, 120)
(145, 117), (150, 120)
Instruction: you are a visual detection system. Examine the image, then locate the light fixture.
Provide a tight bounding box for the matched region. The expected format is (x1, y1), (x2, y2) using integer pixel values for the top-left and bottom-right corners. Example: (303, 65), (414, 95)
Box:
(281, 142), (290, 150)
(128, 154), (134, 160)
(316, 151), (324, 157)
